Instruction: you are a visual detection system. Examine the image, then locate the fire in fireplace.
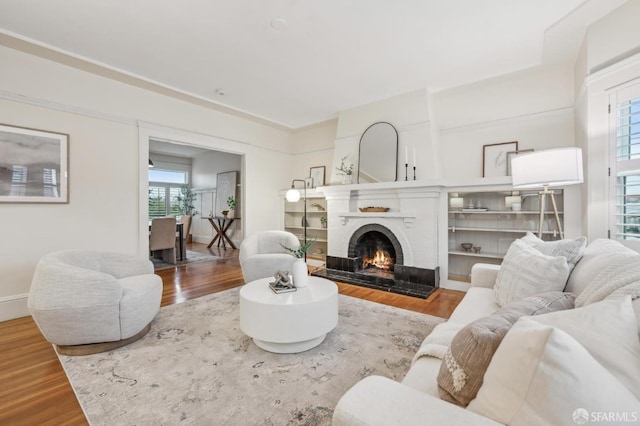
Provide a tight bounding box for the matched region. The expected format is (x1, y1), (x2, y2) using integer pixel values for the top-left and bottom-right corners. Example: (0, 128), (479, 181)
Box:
(354, 231), (396, 276)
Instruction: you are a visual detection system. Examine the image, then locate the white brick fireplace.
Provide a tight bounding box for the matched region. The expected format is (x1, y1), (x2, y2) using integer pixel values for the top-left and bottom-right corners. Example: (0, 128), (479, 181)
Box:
(318, 181), (443, 270)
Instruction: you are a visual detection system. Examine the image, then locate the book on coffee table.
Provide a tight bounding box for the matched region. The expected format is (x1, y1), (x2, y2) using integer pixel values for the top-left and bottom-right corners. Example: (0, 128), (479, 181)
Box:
(269, 282), (297, 294)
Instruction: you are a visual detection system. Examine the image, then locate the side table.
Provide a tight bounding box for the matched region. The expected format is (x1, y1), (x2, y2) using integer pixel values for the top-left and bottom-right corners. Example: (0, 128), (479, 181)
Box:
(206, 216), (238, 249)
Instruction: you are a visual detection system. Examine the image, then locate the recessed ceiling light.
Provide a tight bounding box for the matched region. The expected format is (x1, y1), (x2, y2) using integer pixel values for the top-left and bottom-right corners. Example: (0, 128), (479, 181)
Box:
(270, 17), (288, 31)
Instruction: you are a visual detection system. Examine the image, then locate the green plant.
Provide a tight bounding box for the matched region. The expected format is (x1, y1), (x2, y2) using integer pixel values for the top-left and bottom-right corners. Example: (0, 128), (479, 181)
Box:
(320, 216), (327, 226)
(176, 185), (198, 216)
(227, 196), (237, 211)
(281, 238), (317, 259)
(336, 156), (354, 176)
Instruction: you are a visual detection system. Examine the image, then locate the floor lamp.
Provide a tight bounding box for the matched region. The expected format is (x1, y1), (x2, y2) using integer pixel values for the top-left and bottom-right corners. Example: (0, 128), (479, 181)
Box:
(511, 147), (583, 239)
(286, 179), (307, 261)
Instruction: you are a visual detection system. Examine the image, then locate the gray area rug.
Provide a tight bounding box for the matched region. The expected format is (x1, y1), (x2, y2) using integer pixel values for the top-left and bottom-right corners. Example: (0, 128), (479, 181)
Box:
(59, 288), (444, 425)
(151, 250), (220, 271)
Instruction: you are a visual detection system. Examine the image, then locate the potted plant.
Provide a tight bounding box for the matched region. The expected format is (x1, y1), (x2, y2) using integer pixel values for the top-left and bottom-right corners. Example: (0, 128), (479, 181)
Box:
(336, 155), (354, 184)
(281, 238), (316, 287)
(320, 216), (327, 228)
(226, 196), (237, 218)
(176, 185), (198, 242)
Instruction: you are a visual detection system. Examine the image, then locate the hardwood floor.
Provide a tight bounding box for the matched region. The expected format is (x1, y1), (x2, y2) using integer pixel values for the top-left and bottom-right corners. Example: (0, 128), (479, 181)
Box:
(0, 244), (464, 425)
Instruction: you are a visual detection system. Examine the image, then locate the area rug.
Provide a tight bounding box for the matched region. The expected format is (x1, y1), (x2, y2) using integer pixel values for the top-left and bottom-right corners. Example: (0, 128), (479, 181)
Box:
(151, 250), (220, 271)
(58, 288), (444, 425)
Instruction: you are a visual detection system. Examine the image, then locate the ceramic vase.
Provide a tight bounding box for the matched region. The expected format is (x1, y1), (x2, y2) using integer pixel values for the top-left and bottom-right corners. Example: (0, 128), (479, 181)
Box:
(292, 258), (308, 288)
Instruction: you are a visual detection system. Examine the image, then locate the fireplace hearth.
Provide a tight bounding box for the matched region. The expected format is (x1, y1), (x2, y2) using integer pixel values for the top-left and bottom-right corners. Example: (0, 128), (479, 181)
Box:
(312, 224), (438, 299)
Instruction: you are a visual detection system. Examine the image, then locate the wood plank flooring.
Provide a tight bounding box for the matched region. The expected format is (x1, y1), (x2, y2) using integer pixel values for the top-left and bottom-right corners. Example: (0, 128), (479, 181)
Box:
(0, 244), (464, 425)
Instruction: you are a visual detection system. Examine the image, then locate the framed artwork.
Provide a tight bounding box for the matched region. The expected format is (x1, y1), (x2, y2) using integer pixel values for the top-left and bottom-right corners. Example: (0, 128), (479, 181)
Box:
(215, 171), (238, 217)
(0, 123), (69, 203)
(506, 149), (534, 176)
(483, 141), (518, 177)
(310, 166), (326, 188)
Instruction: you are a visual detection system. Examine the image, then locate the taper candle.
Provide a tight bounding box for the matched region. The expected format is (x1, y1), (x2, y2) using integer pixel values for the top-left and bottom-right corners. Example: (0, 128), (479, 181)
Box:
(405, 146), (408, 164)
(413, 148), (416, 167)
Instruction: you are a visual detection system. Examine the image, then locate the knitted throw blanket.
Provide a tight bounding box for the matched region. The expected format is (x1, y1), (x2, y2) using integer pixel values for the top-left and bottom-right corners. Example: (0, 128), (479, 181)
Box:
(576, 258), (640, 307)
(412, 321), (465, 363)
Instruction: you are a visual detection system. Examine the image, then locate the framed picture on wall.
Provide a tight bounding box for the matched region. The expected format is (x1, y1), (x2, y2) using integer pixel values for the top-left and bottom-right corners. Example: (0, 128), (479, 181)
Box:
(0, 123), (69, 203)
(506, 149), (534, 176)
(310, 166), (326, 188)
(483, 141), (518, 177)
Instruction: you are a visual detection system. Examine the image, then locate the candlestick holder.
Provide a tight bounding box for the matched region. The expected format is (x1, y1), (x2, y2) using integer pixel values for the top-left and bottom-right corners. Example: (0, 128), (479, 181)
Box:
(413, 166), (416, 180)
(405, 163), (408, 181)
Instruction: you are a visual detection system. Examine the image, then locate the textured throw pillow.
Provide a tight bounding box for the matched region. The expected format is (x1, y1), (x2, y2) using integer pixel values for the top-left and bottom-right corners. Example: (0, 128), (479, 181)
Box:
(494, 239), (570, 307)
(437, 292), (575, 407)
(520, 232), (586, 268)
(467, 315), (640, 426)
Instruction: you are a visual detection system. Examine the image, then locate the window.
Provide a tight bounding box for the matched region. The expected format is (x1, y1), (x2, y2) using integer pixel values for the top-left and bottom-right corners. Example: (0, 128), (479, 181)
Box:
(149, 168), (189, 219)
(611, 83), (640, 242)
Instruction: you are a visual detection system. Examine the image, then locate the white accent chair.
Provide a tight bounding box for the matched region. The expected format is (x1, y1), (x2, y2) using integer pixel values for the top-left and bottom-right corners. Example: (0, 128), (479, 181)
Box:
(239, 230), (299, 282)
(28, 250), (162, 355)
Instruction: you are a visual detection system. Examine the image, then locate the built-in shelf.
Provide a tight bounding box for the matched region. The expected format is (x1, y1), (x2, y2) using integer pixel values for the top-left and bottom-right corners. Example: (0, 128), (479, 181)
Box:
(283, 193), (327, 262)
(448, 188), (565, 283)
(448, 250), (503, 259)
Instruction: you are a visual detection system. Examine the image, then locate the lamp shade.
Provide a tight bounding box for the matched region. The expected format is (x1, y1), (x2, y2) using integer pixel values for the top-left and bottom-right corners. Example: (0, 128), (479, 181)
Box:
(286, 188), (301, 202)
(511, 147), (583, 189)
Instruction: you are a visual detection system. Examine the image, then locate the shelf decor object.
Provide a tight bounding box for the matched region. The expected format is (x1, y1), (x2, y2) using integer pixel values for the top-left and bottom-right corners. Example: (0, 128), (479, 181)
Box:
(511, 147), (583, 239)
(286, 179), (308, 261)
(483, 141), (518, 178)
(359, 207), (389, 212)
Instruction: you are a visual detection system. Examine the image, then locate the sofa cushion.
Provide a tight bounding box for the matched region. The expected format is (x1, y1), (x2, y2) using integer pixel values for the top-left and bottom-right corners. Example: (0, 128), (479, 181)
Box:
(437, 292), (575, 407)
(532, 296), (640, 400)
(494, 239), (570, 307)
(447, 287), (499, 324)
(565, 238), (638, 296)
(467, 312), (640, 426)
(520, 232), (586, 268)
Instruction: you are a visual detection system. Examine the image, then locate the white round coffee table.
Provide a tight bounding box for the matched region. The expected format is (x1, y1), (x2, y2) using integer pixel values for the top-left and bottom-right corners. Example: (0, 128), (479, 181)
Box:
(239, 276), (339, 353)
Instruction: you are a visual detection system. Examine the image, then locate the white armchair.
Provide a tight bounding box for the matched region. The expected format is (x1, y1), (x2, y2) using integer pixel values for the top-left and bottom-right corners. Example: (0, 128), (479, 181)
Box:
(239, 230), (300, 282)
(28, 250), (162, 355)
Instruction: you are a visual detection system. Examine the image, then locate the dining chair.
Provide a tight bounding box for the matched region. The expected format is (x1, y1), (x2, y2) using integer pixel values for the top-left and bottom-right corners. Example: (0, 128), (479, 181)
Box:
(150, 217), (177, 264)
(177, 214), (192, 259)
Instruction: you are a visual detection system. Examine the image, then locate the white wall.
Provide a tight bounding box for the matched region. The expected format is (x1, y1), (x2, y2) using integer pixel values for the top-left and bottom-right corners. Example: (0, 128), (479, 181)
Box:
(433, 64), (576, 179)
(0, 45), (292, 320)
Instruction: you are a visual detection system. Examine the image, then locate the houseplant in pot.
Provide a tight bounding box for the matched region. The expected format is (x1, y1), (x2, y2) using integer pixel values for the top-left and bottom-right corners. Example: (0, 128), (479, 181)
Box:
(281, 238), (316, 288)
(226, 196), (237, 218)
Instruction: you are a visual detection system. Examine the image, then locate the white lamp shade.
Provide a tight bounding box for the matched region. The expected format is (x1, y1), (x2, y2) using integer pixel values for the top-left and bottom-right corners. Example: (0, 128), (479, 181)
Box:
(286, 188), (301, 202)
(511, 147), (583, 189)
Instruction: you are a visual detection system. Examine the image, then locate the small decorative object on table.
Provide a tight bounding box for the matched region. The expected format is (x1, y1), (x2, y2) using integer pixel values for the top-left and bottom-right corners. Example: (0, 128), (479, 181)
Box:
(336, 156), (354, 185)
(269, 270), (296, 294)
(281, 238), (316, 288)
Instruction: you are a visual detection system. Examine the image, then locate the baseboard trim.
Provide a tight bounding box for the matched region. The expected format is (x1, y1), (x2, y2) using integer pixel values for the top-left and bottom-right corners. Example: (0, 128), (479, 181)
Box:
(0, 293), (30, 321)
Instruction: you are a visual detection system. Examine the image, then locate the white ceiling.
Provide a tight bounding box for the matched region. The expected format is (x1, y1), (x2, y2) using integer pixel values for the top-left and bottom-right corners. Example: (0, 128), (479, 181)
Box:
(0, 0), (626, 129)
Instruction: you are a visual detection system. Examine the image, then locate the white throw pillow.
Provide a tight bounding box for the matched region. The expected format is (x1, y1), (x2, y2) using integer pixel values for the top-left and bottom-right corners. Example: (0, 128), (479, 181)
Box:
(532, 297), (640, 400)
(467, 315), (640, 426)
(494, 239), (570, 307)
(520, 232), (586, 268)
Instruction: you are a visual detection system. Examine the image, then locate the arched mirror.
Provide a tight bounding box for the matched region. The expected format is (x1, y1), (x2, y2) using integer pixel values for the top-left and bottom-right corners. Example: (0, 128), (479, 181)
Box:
(358, 122), (398, 183)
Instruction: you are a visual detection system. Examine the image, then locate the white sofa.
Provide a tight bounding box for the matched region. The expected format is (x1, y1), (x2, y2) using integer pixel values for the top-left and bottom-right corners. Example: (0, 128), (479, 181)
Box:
(333, 238), (640, 425)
